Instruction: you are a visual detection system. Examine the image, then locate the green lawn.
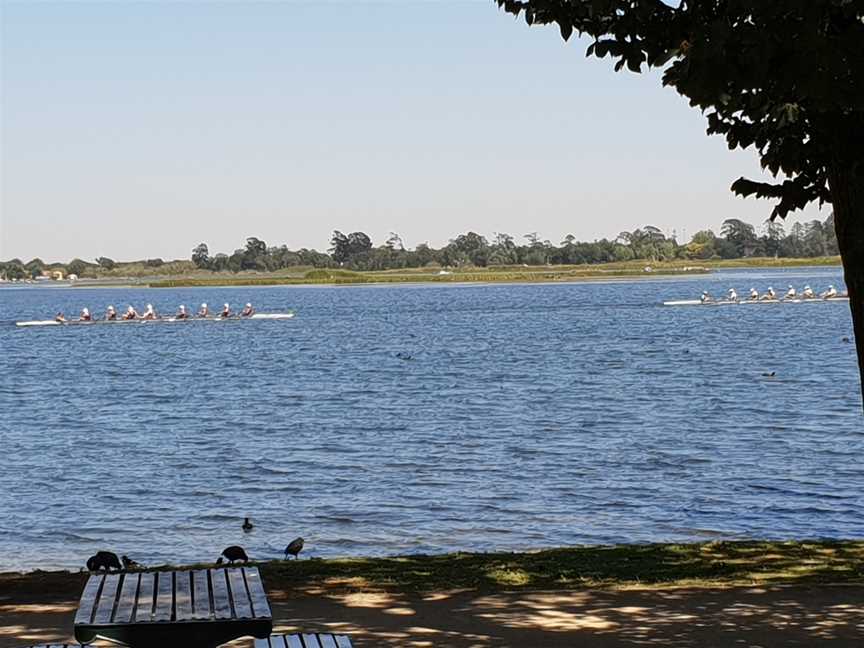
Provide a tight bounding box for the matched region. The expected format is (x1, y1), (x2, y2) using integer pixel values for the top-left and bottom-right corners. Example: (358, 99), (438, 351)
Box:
(255, 540), (864, 593)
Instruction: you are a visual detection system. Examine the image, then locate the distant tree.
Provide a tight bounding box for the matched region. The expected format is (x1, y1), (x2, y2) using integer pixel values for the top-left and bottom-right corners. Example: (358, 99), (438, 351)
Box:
(448, 232), (489, 266)
(330, 231), (350, 265)
(761, 221), (786, 258)
(410, 243), (438, 267)
(684, 230), (717, 260)
(96, 256), (116, 270)
(192, 243), (210, 269)
(228, 250), (244, 273)
(24, 258), (45, 278)
(210, 253), (229, 272)
(242, 237), (268, 270)
(385, 232), (405, 251)
(67, 258), (88, 277)
(346, 232), (373, 257)
(495, 0), (864, 402)
(0, 260), (26, 280)
(145, 258), (164, 268)
(721, 219), (759, 257)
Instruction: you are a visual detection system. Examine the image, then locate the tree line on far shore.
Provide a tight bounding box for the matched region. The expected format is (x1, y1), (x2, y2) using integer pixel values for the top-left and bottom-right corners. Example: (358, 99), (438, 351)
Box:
(188, 215), (839, 273)
(0, 215), (840, 279)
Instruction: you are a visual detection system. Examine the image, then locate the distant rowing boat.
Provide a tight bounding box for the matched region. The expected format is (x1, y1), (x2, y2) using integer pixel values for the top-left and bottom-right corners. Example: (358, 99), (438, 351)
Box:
(15, 313), (295, 327)
(663, 297), (849, 307)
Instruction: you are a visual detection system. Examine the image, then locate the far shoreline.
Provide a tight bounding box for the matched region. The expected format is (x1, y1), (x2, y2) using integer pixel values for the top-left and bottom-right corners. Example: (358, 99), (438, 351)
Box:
(0, 257), (843, 291)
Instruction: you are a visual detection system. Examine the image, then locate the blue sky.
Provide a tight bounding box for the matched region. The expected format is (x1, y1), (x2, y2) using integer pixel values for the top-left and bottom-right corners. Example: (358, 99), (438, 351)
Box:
(1, 0), (825, 262)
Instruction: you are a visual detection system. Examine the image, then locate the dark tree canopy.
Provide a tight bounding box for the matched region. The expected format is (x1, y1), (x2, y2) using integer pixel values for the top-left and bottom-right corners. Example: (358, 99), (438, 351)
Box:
(496, 0), (864, 405)
(496, 0), (862, 216)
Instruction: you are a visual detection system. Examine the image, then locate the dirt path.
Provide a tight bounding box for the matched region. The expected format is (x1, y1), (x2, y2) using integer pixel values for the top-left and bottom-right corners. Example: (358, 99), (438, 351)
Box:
(1, 582), (862, 647)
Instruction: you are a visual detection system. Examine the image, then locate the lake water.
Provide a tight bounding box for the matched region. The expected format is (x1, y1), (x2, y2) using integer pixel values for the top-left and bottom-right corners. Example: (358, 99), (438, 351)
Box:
(1, 268), (862, 572)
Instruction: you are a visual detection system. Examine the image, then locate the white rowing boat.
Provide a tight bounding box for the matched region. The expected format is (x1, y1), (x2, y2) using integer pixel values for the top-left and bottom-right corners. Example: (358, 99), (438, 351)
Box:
(15, 313), (295, 327)
(662, 297), (849, 307)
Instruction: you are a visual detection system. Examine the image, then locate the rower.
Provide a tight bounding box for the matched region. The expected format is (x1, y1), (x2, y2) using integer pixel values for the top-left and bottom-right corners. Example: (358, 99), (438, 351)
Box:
(785, 285), (797, 299)
(105, 305), (117, 320)
(198, 303), (209, 318)
(700, 291), (712, 304)
(80, 307), (92, 321)
(760, 286), (776, 301)
(821, 285), (838, 299)
(175, 304), (189, 319)
(220, 303), (232, 318)
(141, 304), (157, 320)
(123, 305), (139, 320)
(240, 302), (255, 317)
(748, 287), (759, 301)
(802, 285), (815, 299)
(727, 288), (738, 302)
(55, 312), (67, 323)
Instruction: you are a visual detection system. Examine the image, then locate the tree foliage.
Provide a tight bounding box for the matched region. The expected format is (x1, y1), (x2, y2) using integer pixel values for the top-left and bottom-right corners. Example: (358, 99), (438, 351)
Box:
(192, 243), (210, 269)
(495, 0), (864, 220)
(182, 215), (836, 274)
(67, 258), (88, 277)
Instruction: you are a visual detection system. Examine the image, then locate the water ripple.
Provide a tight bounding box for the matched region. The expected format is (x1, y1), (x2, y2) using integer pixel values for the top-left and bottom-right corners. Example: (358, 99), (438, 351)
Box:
(1, 271), (862, 571)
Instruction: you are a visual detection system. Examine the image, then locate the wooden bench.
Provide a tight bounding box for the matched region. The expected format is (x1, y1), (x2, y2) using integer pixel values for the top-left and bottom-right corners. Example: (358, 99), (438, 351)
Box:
(74, 567), (272, 648)
(256, 635), (353, 648)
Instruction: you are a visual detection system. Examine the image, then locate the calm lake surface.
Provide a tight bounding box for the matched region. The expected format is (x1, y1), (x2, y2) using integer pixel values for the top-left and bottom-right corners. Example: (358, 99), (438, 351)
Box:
(1, 268), (862, 572)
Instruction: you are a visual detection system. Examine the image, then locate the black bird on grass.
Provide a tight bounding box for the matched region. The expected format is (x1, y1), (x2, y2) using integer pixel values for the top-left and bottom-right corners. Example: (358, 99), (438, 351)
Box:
(242, 517), (254, 532)
(86, 551), (122, 572)
(216, 545), (249, 565)
(121, 555), (143, 570)
(284, 537), (304, 560)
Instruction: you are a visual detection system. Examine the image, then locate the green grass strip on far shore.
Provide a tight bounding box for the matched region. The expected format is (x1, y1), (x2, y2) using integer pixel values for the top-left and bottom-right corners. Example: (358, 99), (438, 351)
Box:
(147, 257), (841, 288)
(149, 267), (707, 288)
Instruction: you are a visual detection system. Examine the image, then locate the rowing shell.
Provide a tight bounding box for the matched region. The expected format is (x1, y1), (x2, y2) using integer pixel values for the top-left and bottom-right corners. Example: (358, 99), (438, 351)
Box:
(15, 313), (295, 327)
(663, 298), (849, 306)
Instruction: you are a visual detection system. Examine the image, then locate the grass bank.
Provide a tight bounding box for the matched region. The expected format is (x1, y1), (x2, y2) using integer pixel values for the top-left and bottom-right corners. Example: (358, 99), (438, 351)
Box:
(149, 265), (707, 288)
(3, 540), (862, 597)
(147, 257), (841, 288)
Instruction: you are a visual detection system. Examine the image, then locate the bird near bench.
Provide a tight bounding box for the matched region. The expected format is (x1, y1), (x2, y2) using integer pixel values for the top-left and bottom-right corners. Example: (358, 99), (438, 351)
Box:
(284, 537), (304, 560)
(86, 551), (122, 572)
(121, 555), (143, 570)
(217, 545), (249, 565)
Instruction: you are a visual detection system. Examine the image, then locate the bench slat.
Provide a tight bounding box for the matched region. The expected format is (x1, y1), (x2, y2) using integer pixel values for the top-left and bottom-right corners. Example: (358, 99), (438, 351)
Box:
(174, 569), (194, 620)
(153, 571), (174, 621)
(135, 572), (155, 622)
(93, 574), (120, 624)
(192, 569), (211, 619)
(210, 568), (233, 619)
(243, 567), (271, 618)
(318, 635), (338, 648)
(255, 636), (347, 648)
(227, 568), (253, 618)
(73, 574), (103, 624)
(114, 572), (139, 623)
